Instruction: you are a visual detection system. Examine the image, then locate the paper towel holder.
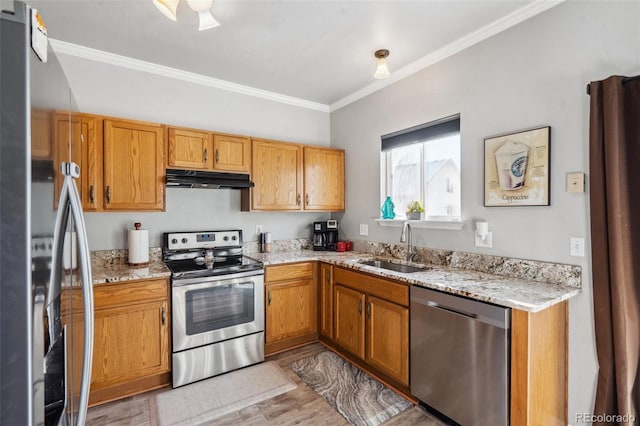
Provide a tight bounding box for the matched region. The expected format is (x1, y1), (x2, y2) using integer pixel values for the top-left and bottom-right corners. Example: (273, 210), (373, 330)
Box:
(128, 222), (150, 267)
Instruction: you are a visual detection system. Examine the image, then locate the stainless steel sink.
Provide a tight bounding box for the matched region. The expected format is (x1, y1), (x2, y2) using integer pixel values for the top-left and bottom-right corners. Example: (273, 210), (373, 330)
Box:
(358, 259), (429, 273)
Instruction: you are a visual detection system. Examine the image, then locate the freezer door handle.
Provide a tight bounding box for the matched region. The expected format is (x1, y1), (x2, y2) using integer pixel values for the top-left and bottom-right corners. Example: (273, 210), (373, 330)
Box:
(48, 162), (94, 425)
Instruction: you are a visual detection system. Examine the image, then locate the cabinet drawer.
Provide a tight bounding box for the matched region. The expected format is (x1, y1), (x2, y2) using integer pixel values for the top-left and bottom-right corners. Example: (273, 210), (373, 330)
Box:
(62, 278), (168, 315)
(266, 262), (315, 282)
(334, 267), (408, 307)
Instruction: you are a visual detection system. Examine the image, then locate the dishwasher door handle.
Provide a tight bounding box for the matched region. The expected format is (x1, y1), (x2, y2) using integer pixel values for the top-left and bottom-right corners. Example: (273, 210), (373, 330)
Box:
(427, 301), (477, 320)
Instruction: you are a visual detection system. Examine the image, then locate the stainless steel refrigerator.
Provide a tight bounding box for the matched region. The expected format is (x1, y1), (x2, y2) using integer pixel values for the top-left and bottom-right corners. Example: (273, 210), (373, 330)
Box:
(1, 2), (94, 425)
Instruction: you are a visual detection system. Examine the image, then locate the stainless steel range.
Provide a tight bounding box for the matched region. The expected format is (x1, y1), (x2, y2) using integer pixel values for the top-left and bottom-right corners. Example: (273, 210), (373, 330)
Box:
(163, 230), (264, 388)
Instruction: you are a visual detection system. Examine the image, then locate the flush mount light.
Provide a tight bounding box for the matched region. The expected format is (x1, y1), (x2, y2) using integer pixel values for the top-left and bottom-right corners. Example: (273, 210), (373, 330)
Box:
(374, 49), (390, 79)
(153, 0), (220, 31)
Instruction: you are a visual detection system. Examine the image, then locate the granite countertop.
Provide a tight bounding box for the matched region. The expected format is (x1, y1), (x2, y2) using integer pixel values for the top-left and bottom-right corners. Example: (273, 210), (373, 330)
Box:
(249, 250), (580, 313)
(91, 259), (171, 285)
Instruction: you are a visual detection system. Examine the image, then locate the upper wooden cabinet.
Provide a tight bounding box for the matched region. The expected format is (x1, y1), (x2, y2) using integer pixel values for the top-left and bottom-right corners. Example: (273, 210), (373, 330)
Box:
(243, 139), (345, 212)
(31, 109), (53, 159)
(303, 147), (345, 211)
(53, 113), (102, 211)
(103, 118), (165, 211)
(167, 127), (212, 170)
(248, 138), (303, 211)
(166, 127), (251, 174)
(213, 134), (251, 173)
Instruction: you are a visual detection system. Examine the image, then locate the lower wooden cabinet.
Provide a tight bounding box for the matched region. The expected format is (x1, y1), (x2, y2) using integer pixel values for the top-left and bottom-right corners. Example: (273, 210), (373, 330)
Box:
(331, 267), (410, 388)
(265, 262), (317, 355)
(366, 295), (409, 385)
(62, 278), (171, 406)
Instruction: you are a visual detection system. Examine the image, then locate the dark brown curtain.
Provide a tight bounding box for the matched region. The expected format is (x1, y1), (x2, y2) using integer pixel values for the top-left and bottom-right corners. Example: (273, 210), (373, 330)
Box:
(589, 75), (640, 425)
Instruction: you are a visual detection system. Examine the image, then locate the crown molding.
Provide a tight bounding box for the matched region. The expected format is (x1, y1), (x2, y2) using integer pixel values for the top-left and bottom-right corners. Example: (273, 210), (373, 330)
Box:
(329, 0), (566, 112)
(49, 39), (330, 113)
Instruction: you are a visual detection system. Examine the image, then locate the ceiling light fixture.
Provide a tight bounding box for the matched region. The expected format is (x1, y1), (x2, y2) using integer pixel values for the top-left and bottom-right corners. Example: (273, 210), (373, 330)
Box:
(374, 49), (390, 79)
(153, 0), (220, 31)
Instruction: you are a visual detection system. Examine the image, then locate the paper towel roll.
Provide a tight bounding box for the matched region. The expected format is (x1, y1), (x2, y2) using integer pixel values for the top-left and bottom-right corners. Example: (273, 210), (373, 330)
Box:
(128, 228), (149, 266)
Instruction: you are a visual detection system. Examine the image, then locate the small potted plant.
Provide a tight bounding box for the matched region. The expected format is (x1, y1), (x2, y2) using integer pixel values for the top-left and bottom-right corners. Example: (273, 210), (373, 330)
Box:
(406, 200), (425, 220)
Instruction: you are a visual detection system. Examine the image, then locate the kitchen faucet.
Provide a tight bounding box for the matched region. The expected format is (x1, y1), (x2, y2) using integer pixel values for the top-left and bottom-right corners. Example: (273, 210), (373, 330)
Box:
(400, 221), (418, 262)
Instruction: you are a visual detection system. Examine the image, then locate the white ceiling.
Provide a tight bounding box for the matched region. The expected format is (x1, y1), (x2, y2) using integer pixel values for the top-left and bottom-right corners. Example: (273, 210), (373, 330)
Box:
(25, 0), (561, 110)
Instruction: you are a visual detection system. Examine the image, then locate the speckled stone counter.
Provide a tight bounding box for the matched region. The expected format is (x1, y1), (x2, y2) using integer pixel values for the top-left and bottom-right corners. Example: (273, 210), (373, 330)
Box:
(91, 248), (170, 285)
(248, 250), (580, 313)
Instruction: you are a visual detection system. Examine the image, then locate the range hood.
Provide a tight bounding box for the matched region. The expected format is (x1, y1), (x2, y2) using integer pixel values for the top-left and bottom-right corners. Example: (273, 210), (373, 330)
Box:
(166, 169), (254, 189)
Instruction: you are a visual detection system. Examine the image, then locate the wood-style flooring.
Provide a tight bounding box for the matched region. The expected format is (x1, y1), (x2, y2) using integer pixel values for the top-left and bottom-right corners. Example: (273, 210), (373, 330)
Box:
(86, 342), (444, 425)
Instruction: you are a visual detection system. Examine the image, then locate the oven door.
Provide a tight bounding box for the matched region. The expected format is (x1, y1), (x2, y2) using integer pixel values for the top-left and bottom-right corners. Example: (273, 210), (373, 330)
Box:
(172, 270), (264, 352)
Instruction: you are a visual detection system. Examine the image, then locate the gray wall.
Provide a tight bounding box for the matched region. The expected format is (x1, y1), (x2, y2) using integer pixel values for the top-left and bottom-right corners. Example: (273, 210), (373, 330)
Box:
(56, 54), (331, 249)
(330, 1), (639, 422)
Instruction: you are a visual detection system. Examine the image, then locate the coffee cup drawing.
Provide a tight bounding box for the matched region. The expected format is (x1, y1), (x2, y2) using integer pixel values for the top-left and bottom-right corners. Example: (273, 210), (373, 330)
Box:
(494, 141), (530, 190)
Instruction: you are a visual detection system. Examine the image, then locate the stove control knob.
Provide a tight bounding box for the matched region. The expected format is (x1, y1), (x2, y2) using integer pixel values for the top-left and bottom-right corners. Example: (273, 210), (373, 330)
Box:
(182, 238), (188, 244)
(231, 236), (237, 241)
(223, 236), (229, 241)
(171, 238), (178, 244)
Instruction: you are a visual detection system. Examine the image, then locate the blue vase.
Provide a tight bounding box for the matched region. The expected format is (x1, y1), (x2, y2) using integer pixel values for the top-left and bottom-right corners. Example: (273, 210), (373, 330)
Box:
(381, 196), (396, 219)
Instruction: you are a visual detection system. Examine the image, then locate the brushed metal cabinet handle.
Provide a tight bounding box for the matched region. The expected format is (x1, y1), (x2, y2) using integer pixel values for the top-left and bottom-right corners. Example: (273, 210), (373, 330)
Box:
(215, 149), (219, 164)
(366, 302), (371, 317)
(89, 185), (95, 204)
(268, 290), (272, 305)
(296, 194), (301, 205)
(204, 148), (208, 163)
(162, 306), (166, 325)
(106, 186), (111, 203)
(306, 193), (310, 205)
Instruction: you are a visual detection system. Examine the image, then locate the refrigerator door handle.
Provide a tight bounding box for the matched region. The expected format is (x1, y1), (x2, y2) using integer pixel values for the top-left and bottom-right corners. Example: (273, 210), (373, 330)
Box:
(66, 164), (94, 426)
(47, 162), (94, 425)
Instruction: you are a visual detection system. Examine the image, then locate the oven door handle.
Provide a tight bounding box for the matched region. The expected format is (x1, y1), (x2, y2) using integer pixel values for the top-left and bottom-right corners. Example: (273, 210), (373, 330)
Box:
(173, 278), (257, 291)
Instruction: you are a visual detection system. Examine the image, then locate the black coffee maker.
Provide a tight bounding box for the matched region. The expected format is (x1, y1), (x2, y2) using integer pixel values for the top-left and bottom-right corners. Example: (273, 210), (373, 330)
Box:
(312, 220), (338, 251)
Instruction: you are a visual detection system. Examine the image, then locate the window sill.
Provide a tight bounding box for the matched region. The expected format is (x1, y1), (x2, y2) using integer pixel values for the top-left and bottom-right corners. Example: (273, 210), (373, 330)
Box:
(375, 218), (465, 231)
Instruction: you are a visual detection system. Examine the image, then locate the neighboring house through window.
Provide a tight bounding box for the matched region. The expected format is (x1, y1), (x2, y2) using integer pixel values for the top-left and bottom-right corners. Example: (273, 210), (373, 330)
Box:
(380, 114), (461, 220)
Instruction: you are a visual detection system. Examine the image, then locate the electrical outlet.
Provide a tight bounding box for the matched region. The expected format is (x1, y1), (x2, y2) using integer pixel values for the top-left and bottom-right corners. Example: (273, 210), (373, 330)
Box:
(570, 237), (585, 257)
(255, 225), (263, 235)
(359, 224), (368, 236)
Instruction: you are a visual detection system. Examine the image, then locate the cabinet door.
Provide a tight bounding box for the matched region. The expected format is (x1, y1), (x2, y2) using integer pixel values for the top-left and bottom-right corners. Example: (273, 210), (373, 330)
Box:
(53, 113), (102, 210)
(334, 284), (365, 359)
(303, 146), (345, 211)
(265, 278), (316, 344)
(213, 134), (250, 173)
(103, 119), (164, 210)
(167, 127), (212, 170)
(251, 139), (302, 210)
(31, 109), (52, 159)
(366, 295), (409, 386)
(91, 300), (170, 392)
(319, 263), (334, 339)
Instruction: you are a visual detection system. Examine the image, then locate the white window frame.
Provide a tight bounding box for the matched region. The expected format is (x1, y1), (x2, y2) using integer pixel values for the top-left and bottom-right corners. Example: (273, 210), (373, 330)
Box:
(377, 116), (464, 231)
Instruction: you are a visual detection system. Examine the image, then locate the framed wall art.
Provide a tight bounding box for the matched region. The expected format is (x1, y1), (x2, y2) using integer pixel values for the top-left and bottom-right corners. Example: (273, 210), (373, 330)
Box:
(484, 126), (550, 207)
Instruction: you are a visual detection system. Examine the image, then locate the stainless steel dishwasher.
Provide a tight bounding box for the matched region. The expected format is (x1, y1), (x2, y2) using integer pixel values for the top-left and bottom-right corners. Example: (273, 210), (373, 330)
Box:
(410, 286), (510, 426)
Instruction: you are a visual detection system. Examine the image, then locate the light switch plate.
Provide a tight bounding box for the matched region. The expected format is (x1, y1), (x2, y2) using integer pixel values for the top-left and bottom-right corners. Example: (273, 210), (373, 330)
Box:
(567, 172), (585, 193)
(570, 237), (585, 257)
(359, 224), (368, 236)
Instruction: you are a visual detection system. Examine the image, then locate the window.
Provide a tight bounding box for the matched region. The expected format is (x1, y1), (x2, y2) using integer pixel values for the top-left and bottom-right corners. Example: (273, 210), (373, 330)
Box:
(380, 115), (461, 221)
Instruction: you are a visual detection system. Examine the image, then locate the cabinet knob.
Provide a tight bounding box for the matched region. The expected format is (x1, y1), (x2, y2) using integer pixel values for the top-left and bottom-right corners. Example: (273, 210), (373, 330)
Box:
(366, 302), (371, 317)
